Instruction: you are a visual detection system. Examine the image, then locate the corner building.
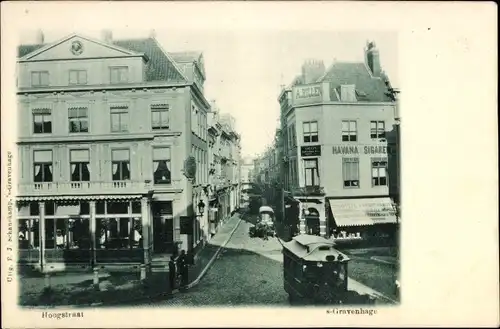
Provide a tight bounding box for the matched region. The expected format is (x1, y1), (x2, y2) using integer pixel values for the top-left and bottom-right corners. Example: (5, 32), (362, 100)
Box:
(16, 32), (211, 271)
(279, 42), (399, 240)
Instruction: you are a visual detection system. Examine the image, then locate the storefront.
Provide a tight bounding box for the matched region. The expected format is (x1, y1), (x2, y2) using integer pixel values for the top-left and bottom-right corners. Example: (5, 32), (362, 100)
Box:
(327, 196), (399, 242)
(17, 195), (153, 269)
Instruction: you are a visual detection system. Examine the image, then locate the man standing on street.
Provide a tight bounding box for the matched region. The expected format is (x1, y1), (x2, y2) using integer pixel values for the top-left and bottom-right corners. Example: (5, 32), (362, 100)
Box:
(168, 255), (176, 293)
(177, 250), (189, 290)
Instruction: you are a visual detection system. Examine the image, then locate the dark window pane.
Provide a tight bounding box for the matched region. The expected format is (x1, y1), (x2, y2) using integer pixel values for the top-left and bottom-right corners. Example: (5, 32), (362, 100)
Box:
(344, 181), (350, 187)
(350, 135), (357, 142)
(30, 202), (40, 216)
(44, 164), (53, 182)
(45, 202), (55, 215)
(96, 201), (105, 214)
(380, 177), (387, 186)
(34, 164), (43, 182)
(342, 135), (349, 142)
(81, 163), (90, 181)
(80, 202), (90, 215)
(304, 136), (311, 143)
(107, 201), (129, 214)
(311, 135), (318, 142)
(132, 201), (141, 214)
(43, 120), (52, 133)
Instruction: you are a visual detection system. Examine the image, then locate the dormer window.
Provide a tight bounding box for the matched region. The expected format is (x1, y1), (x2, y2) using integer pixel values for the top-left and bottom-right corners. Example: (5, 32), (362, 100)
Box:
(340, 85), (357, 102)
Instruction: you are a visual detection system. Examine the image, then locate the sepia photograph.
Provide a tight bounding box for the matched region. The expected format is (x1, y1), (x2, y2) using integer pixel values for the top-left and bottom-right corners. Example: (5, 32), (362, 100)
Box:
(1, 1), (498, 328)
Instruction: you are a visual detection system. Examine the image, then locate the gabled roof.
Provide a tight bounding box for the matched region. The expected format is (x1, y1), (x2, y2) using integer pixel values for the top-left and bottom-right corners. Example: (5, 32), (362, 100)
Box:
(317, 62), (393, 102)
(17, 36), (187, 83)
(169, 51), (202, 63)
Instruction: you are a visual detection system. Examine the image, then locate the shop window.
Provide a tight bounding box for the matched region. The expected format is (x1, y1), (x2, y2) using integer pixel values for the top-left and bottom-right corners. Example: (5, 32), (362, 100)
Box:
(303, 121), (318, 143)
(341, 120), (357, 142)
(69, 107), (89, 133)
(132, 201), (142, 214)
(370, 121), (386, 139)
(70, 149), (90, 181)
(70, 218), (90, 249)
(304, 159), (319, 187)
(33, 108), (52, 134)
(80, 202), (90, 215)
(110, 106), (129, 132)
(96, 217), (142, 249)
(153, 147), (171, 184)
(111, 149), (130, 181)
(372, 158), (388, 186)
(342, 157), (359, 188)
(18, 219), (39, 249)
(29, 202), (40, 216)
(107, 201), (129, 214)
(45, 201), (56, 216)
(33, 150), (53, 182)
(96, 201), (105, 214)
(151, 104), (170, 130)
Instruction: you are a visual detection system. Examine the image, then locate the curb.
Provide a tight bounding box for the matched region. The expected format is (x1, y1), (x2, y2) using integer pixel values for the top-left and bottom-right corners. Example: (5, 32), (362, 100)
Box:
(57, 215), (243, 308)
(370, 256), (398, 265)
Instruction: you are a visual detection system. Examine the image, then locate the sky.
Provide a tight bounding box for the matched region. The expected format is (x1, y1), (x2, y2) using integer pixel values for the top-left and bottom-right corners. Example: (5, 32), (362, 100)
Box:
(18, 24), (397, 160)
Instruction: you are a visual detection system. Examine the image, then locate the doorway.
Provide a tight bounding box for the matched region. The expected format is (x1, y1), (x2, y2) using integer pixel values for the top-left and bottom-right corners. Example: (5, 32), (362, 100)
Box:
(152, 202), (174, 254)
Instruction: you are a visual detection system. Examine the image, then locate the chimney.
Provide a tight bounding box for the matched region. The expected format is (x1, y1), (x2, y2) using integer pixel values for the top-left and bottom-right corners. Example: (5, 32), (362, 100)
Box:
(35, 29), (45, 44)
(149, 29), (157, 38)
(365, 41), (381, 77)
(301, 59), (325, 84)
(101, 29), (113, 43)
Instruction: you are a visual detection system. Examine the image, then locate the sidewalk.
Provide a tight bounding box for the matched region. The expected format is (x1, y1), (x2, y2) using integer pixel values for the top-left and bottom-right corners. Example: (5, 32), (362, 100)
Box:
(19, 214), (242, 307)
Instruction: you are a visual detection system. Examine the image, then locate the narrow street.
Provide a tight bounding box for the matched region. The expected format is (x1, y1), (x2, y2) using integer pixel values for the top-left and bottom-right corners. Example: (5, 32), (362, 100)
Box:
(148, 214), (288, 306)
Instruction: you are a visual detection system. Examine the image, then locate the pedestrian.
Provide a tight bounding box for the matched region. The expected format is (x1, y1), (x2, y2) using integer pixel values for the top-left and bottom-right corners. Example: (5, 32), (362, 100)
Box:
(177, 250), (189, 289)
(168, 255), (176, 293)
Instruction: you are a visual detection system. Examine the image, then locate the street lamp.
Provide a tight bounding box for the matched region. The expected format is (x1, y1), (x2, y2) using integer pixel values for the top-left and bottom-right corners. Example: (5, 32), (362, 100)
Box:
(197, 200), (206, 216)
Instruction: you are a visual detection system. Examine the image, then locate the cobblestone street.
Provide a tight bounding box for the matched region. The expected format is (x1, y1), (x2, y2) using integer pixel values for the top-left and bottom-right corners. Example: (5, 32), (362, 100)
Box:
(144, 214), (289, 306)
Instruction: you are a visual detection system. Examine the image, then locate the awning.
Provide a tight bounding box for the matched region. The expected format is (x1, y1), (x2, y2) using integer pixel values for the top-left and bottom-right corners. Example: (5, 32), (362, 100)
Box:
(328, 197), (398, 227)
(16, 194), (145, 202)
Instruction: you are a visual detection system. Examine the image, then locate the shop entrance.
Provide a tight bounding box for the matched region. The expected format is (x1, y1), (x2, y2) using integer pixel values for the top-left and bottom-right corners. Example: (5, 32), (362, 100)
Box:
(152, 202), (174, 254)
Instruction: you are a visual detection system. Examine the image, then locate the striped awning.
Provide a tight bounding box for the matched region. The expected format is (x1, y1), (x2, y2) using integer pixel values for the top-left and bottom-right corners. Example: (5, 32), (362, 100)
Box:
(328, 197), (398, 227)
(16, 194), (145, 202)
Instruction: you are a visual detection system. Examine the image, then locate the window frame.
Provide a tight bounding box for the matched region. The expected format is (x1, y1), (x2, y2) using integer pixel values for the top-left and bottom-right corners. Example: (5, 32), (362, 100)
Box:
(303, 121), (319, 143)
(68, 70), (88, 85)
(341, 120), (358, 142)
(152, 146), (172, 185)
(33, 149), (53, 183)
(151, 104), (170, 130)
(370, 120), (386, 140)
(70, 149), (91, 182)
(109, 66), (129, 84)
(68, 107), (89, 133)
(342, 157), (360, 188)
(371, 157), (388, 187)
(111, 148), (131, 181)
(32, 109), (52, 134)
(110, 106), (129, 133)
(31, 71), (49, 87)
(303, 158), (320, 187)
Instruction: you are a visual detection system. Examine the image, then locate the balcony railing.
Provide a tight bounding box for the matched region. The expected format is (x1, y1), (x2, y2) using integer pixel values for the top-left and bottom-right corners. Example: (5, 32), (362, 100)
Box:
(18, 180), (153, 196)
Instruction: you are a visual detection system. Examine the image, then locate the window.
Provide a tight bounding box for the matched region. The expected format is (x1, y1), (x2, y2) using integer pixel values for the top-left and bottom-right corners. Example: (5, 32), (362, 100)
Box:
(151, 104), (170, 130)
(110, 67), (128, 84)
(33, 108), (52, 134)
(110, 106), (129, 132)
(153, 147), (171, 184)
(304, 159), (319, 187)
(70, 149), (90, 182)
(303, 121), (319, 143)
(370, 121), (386, 139)
(340, 85), (357, 102)
(372, 158), (388, 186)
(111, 149), (130, 181)
(342, 120), (357, 142)
(342, 158), (359, 188)
(33, 150), (53, 182)
(18, 218), (39, 250)
(31, 71), (49, 87)
(69, 70), (87, 85)
(68, 107), (89, 133)
(96, 217), (142, 249)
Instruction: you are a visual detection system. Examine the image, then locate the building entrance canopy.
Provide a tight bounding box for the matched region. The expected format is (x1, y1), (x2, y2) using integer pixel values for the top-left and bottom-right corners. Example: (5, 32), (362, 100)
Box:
(328, 197), (398, 227)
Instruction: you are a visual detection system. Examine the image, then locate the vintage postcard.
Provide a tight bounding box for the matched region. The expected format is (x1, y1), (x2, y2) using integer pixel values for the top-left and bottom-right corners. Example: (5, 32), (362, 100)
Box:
(1, 1), (498, 328)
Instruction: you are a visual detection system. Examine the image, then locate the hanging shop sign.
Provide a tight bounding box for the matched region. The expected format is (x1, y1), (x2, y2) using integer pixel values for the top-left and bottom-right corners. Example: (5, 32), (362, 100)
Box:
(180, 216), (193, 235)
(301, 145), (321, 157)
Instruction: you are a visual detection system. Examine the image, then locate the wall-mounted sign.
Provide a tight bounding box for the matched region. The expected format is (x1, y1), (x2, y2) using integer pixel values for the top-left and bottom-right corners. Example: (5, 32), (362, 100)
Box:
(295, 85), (322, 99)
(293, 84), (323, 105)
(332, 144), (396, 155)
(301, 145), (321, 157)
(180, 216), (193, 235)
